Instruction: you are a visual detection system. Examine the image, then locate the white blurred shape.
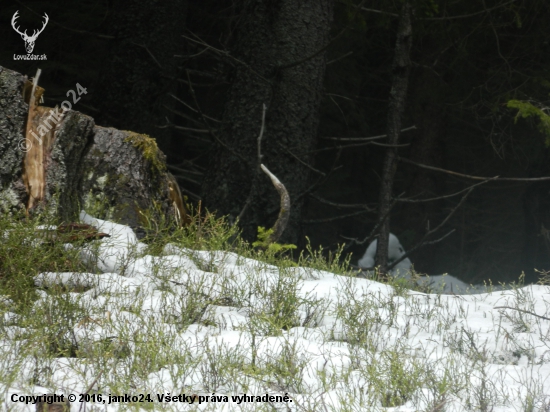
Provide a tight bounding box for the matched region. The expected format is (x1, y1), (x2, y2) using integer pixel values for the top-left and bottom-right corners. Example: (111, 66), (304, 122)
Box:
(357, 233), (412, 278)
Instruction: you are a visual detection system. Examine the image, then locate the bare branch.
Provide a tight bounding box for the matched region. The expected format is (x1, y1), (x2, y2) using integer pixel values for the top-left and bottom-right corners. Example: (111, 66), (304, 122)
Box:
(182, 32), (271, 84)
(342, 0), (518, 22)
(421, 0), (518, 21)
(180, 187), (201, 202)
(327, 51), (354, 65)
(396, 177), (497, 203)
(168, 173), (201, 187)
(293, 149), (343, 203)
(167, 164), (204, 177)
(277, 142), (326, 176)
(387, 186), (474, 271)
(257, 104), (267, 167)
(369, 141), (410, 148)
(303, 210), (371, 224)
(169, 124), (212, 134)
(168, 93), (221, 123)
(236, 104), (267, 223)
(185, 70), (249, 165)
(172, 76), (226, 88)
(400, 157), (550, 181)
(310, 194), (375, 210)
(311, 141), (411, 153)
(162, 104), (217, 129)
(321, 126), (416, 141)
(340, 194), (403, 252)
(421, 229), (456, 246)
(359, 6), (399, 17)
(130, 42), (163, 69)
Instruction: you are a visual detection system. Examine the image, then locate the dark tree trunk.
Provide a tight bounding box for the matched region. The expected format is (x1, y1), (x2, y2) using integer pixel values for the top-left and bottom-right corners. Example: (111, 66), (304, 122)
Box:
(375, 1), (414, 274)
(92, 0), (187, 152)
(201, 0), (333, 244)
(0, 66), (29, 205)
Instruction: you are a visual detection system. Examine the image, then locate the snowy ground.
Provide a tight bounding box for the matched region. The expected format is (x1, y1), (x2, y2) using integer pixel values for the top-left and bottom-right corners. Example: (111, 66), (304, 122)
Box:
(1, 213), (550, 411)
(356, 232), (507, 295)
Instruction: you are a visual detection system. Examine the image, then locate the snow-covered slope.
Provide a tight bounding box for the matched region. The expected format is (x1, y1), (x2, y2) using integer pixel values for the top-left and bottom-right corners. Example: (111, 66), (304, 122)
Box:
(1, 215), (549, 411)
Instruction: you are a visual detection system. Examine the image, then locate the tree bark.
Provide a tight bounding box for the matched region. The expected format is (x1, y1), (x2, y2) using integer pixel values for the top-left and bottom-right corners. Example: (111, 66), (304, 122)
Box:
(79, 127), (180, 230)
(0, 65), (184, 231)
(375, 1), (414, 275)
(201, 0), (333, 244)
(0, 66), (30, 210)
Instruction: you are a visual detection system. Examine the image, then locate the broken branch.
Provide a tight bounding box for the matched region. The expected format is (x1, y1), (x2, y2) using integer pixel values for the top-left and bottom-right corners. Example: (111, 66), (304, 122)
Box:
(261, 164), (291, 244)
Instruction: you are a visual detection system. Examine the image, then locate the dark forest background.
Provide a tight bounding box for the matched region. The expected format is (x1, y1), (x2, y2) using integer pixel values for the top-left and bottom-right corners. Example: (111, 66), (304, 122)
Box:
(2, 0), (550, 285)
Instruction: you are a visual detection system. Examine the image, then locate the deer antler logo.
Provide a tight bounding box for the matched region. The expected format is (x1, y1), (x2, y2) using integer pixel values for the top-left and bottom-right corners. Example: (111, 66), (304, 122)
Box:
(11, 11), (49, 54)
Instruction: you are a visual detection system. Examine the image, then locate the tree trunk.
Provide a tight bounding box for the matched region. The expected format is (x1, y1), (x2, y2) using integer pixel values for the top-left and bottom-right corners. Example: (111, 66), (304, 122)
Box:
(0, 66), (30, 209)
(201, 0), (333, 244)
(375, 1), (414, 275)
(0, 65), (184, 231)
(92, 0), (187, 152)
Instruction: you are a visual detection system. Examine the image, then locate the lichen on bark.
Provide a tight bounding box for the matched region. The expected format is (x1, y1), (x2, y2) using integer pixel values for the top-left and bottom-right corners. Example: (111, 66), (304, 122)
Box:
(123, 132), (167, 175)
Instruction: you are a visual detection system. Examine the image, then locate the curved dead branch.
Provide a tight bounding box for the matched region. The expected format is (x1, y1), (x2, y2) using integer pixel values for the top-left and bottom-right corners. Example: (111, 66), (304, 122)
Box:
(261, 164), (290, 244)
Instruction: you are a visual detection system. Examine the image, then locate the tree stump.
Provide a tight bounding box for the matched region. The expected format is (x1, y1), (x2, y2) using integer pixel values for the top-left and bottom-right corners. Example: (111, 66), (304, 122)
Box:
(0, 65), (186, 229)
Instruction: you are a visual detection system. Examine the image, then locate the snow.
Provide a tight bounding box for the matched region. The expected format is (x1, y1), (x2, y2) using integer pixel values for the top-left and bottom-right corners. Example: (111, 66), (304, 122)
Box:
(357, 233), (413, 275)
(357, 233), (505, 294)
(1, 215), (550, 411)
